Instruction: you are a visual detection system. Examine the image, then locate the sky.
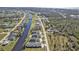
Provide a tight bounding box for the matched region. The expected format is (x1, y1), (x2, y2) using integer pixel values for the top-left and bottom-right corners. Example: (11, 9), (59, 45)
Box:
(0, 0), (79, 8)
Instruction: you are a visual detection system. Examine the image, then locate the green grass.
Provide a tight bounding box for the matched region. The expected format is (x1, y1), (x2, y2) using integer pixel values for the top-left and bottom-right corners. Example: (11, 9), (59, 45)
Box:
(0, 34), (7, 40)
(0, 39), (18, 51)
(24, 48), (46, 51)
(0, 28), (5, 33)
(0, 27), (24, 51)
(74, 32), (79, 40)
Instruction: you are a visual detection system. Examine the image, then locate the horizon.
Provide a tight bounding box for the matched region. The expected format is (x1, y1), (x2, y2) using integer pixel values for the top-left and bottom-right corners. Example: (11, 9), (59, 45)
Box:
(0, 7), (79, 9)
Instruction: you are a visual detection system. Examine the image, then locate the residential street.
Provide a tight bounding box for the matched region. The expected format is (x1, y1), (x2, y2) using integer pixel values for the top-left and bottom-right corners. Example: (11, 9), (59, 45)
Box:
(38, 16), (50, 51)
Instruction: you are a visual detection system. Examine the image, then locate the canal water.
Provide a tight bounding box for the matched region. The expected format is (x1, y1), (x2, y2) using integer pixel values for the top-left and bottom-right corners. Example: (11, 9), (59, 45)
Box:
(12, 15), (32, 51)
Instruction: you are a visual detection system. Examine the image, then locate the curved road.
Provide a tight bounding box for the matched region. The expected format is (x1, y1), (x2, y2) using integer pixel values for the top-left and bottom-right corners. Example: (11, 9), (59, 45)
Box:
(12, 15), (32, 51)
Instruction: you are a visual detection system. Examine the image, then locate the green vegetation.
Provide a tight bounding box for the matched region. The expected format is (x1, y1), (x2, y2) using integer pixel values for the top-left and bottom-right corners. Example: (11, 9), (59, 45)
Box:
(24, 14), (36, 51)
(0, 8), (79, 51)
(41, 11), (79, 51)
(24, 48), (46, 51)
(0, 38), (18, 51)
(0, 34), (7, 40)
(0, 28), (5, 32)
(23, 14), (46, 51)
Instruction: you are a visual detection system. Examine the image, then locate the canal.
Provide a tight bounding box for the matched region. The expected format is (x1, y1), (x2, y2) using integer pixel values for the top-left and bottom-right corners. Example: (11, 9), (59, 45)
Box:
(12, 15), (32, 51)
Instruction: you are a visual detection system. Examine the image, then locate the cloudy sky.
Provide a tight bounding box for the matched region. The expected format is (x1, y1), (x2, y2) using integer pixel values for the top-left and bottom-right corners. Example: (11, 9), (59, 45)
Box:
(0, 0), (79, 8)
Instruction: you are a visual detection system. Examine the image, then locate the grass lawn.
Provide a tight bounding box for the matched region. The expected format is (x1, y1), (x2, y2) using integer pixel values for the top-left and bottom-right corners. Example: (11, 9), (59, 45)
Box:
(74, 32), (79, 40)
(0, 38), (18, 51)
(24, 48), (46, 51)
(0, 28), (5, 33)
(0, 34), (7, 40)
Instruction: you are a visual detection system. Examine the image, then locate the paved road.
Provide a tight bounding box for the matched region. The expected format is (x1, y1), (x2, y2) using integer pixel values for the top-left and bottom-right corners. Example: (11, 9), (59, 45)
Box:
(38, 16), (50, 51)
(12, 15), (32, 51)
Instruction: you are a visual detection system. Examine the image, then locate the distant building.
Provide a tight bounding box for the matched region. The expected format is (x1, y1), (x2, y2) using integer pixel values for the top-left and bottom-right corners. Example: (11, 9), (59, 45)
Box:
(26, 30), (42, 48)
(29, 38), (40, 42)
(47, 27), (59, 33)
(17, 26), (22, 31)
(70, 14), (79, 18)
(8, 32), (17, 41)
(26, 42), (41, 48)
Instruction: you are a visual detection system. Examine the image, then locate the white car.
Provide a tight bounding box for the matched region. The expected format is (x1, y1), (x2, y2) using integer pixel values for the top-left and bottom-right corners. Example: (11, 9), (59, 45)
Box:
(1, 40), (9, 46)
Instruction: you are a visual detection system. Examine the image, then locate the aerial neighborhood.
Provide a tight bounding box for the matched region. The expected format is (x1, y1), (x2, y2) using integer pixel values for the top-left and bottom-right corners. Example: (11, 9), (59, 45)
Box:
(0, 7), (79, 51)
